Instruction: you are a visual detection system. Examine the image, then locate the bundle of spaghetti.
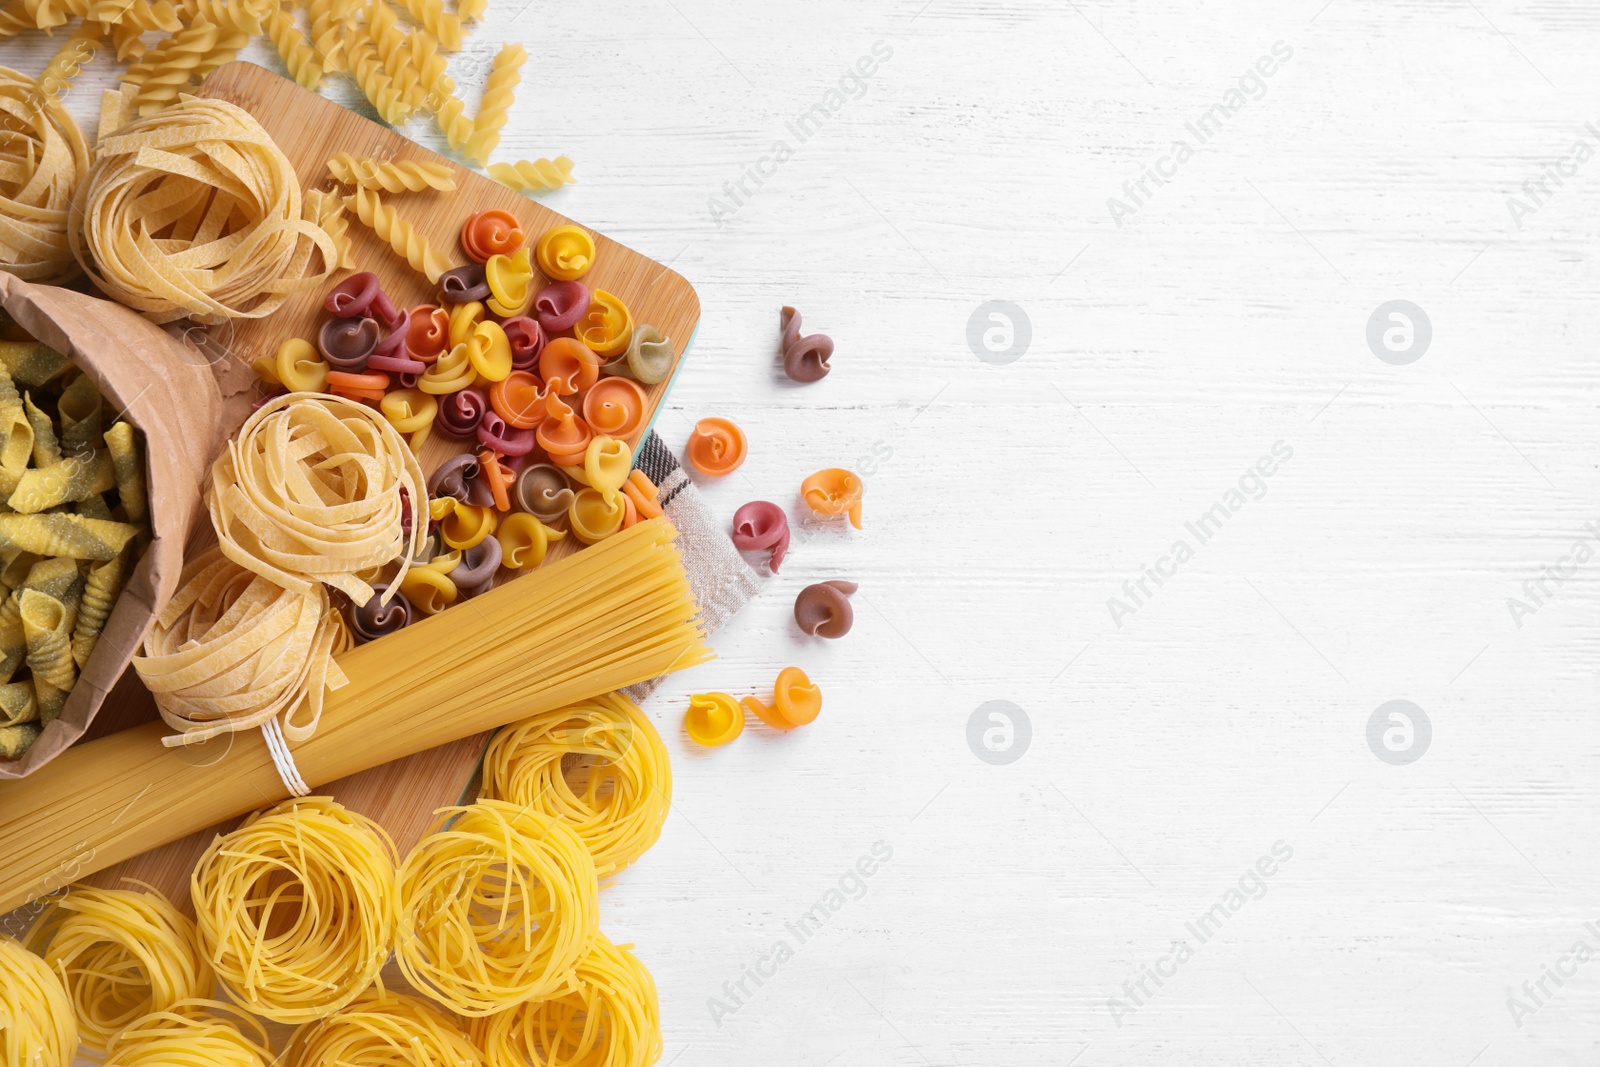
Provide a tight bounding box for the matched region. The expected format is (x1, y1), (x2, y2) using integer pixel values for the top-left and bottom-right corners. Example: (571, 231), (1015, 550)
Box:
(489, 156), (576, 194)
(0, 519), (710, 915)
(101, 999), (274, 1067)
(476, 934), (661, 1067)
(464, 43), (524, 164)
(482, 691), (671, 877)
(208, 394), (427, 605)
(0, 67), (89, 284)
(267, 3), (323, 89)
(0, 936), (77, 1067)
(71, 97), (337, 323)
(191, 796), (398, 1024)
(327, 151), (456, 193)
(22, 885), (212, 1052)
(286, 988), (482, 1067)
(343, 185), (452, 284)
(133, 547), (347, 745)
(397, 799), (600, 1015)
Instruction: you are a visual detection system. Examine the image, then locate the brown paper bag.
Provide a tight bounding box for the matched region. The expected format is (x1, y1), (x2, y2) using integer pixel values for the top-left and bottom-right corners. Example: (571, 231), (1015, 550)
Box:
(0, 275), (223, 779)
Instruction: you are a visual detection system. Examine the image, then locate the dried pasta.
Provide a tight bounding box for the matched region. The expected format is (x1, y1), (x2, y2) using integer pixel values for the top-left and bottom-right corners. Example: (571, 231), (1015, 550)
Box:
(488, 155), (576, 194)
(73, 97), (338, 323)
(8, 451), (114, 513)
(304, 188), (356, 271)
(0, 935), (76, 1067)
(23, 885), (212, 1052)
(477, 934), (661, 1067)
(0, 513), (137, 559)
(344, 186), (452, 284)
(396, 0), (459, 50)
(102, 1000), (275, 1067)
(102, 419), (146, 522)
(0, 67), (89, 284)
(267, 4), (323, 88)
(286, 988), (482, 1067)
(396, 800), (600, 1015)
(465, 43), (524, 164)
(327, 151), (456, 193)
(71, 549), (127, 666)
(208, 394), (427, 604)
(191, 796), (398, 1024)
(482, 691), (671, 876)
(345, 28), (414, 125)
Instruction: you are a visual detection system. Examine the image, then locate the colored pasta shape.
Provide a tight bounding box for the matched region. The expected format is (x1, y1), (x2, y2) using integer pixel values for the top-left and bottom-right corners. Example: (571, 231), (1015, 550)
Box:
(286, 988), (483, 1067)
(24, 885), (212, 1052)
(71, 550), (128, 667)
(396, 800), (600, 1015)
(327, 151), (456, 192)
(465, 43), (524, 164)
(191, 796), (399, 1024)
(0, 936), (77, 1067)
(478, 934), (661, 1067)
(267, 5), (323, 88)
(489, 155), (577, 193)
(483, 691), (671, 875)
(344, 186), (452, 284)
(0, 68), (88, 284)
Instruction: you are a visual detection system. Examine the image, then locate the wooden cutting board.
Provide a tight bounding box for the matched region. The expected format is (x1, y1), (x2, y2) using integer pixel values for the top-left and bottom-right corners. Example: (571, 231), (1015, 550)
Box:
(27, 61), (700, 917)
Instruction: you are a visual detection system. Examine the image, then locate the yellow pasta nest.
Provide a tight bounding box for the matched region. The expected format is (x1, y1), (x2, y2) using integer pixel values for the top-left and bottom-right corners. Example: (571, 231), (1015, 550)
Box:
(0, 936), (77, 1067)
(482, 691), (672, 876)
(191, 797), (399, 1024)
(476, 934), (661, 1067)
(208, 393), (428, 606)
(23, 885), (212, 1052)
(397, 800), (600, 1015)
(0, 67), (89, 284)
(286, 988), (482, 1067)
(71, 97), (338, 323)
(102, 999), (274, 1067)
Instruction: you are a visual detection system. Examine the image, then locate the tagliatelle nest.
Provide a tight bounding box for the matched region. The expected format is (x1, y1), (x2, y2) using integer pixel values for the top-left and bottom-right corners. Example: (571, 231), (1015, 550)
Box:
(0, 66), (89, 284)
(69, 96), (337, 324)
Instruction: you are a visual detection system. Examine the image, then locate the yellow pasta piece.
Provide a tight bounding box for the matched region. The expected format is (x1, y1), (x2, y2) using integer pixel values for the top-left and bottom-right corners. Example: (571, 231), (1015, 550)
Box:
(465, 43), (524, 164)
(102, 421), (146, 522)
(22, 588), (76, 693)
(266, 4), (322, 88)
(396, 0), (459, 49)
(488, 155), (577, 194)
(22, 395), (60, 468)
(88, 0), (179, 31)
(326, 151), (456, 192)
(303, 188), (355, 271)
(343, 186), (451, 284)
(306, 0), (351, 72)
(402, 28), (447, 111)
(101, 1000), (273, 1067)
(0, 720), (39, 757)
(0, 366), (32, 482)
(378, 388), (436, 454)
(73, 97), (338, 324)
(267, 337), (329, 392)
(108, 21), (146, 62)
(9, 451), (115, 513)
(0, 342), (70, 387)
(0, 936), (77, 1061)
(364, 0), (423, 107)
(0, 682), (35, 725)
(36, 20), (104, 101)
(71, 548), (128, 667)
(0, 67), (89, 284)
(124, 20), (226, 113)
(57, 372), (103, 457)
(494, 512), (563, 570)
(456, 0), (484, 22)
(0, 0), (32, 35)
(422, 71), (473, 155)
(345, 27), (414, 125)
(0, 513), (139, 560)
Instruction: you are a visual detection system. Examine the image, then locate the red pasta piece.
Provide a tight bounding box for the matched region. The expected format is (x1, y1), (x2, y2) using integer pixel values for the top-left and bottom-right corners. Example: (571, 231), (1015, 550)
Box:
(533, 280), (587, 333)
(461, 209), (525, 263)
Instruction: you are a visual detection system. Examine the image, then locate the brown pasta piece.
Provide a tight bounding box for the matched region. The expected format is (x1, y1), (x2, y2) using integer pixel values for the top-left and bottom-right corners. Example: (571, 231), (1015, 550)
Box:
(9, 452), (115, 513)
(0, 514), (140, 560)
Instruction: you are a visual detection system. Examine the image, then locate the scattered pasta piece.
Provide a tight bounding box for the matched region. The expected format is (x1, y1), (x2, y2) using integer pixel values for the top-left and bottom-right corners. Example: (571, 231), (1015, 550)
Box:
(465, 43), (524, 163)
(731, 500), (789, 572)
(685, 417), (747, 476)
(780, 305), (834, 382)
(488, 155), (576, 193)
(794, 580), (856, 638)
(742, 666), (822, 731)
(343, 186), (452, 285)
(266, 5), (322, 89)
(684, 691), (743, 747)
(801, 467), (864, 528)
(327, 151), (456, 192)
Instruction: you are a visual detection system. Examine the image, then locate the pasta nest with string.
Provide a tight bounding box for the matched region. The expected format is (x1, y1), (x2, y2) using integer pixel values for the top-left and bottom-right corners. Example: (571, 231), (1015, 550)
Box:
(209, 393), (428, 606)
(0, 67), (89, 284)
(190, 796), (399, 1024)
(286, 988), (482, 1067)
(481, 691), (672, 877)
(69, 97), (337, 323)
(133, 546), (347, 745)
(102, 999), (275, 1067)
(474, 933), (661, 1067)
(396, 800), (600, 1015)
(22, 885), (213, 1052)
(0, 936), (76, 1067)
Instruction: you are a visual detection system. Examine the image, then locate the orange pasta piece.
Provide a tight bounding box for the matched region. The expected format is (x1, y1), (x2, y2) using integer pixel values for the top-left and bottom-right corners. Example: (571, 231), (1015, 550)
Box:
(686, 417), (746, 476)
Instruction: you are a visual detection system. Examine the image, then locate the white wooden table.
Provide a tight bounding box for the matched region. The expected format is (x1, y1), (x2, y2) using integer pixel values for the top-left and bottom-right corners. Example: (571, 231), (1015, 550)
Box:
(23, 0), (1600, 1062)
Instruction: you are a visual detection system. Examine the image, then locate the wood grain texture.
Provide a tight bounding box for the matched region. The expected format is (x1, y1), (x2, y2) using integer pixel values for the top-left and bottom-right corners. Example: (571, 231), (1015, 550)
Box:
(8, 1), (1600, 1064)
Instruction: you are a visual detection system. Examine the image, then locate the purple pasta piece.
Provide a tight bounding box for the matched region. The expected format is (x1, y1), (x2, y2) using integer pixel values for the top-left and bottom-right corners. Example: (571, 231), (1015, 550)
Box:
(318, 316), (381, 371)
(501, 316), (544, 370)
(534, 281), (587, 333)
(325, 271), (379, 317)
(428, 452), (494, 506)
(437, 389), (488, 438)
(732, 500), (790, 572)
(252, 386), (287, 410)
(450, 537), (503, 598)
(779, 306), (833, 383)
(347, 582), (414, 642)
(440, 263), (490, 304)
(372, 307), (411, 360)
(477, 410), (536, 456)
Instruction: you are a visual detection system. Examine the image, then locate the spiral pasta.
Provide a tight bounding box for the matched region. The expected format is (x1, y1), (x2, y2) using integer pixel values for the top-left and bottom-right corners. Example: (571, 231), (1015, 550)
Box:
(488, 155), (577, 194)
(396, 0), (459, 48)
(307, 0), (354, 72)
(364, 0), (422, 107)
(209, 393), (427, 605)
(286, 988), (482, 1067)
(344, 186), (452, 284)
(102, 1001), (274, 1067)
(267, 4), (323, 88)
(127, 17), (244, 115)
(305, 188), (356, 270)
(0, 67), (88, 284)
(192, 797), (399, 1024)
(0, 936), (76, 1067)
(478, 934), (661, 1067)
(328, 152), (456, 192)
(345, 29), (413, 125)
(36, 23), (103, 100)
(24, 885), (212, 1052)
(464, 43), (523, 163)
(483, 691), (671, 876)
(397, 800), (600, 1015)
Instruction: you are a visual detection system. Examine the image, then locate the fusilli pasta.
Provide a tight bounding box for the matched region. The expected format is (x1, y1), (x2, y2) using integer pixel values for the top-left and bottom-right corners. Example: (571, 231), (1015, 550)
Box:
(327, 152), (456, 192)
(489, 155), (576, 193)
(465, 42), (523, 163)
(343, 185), (451, 283)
